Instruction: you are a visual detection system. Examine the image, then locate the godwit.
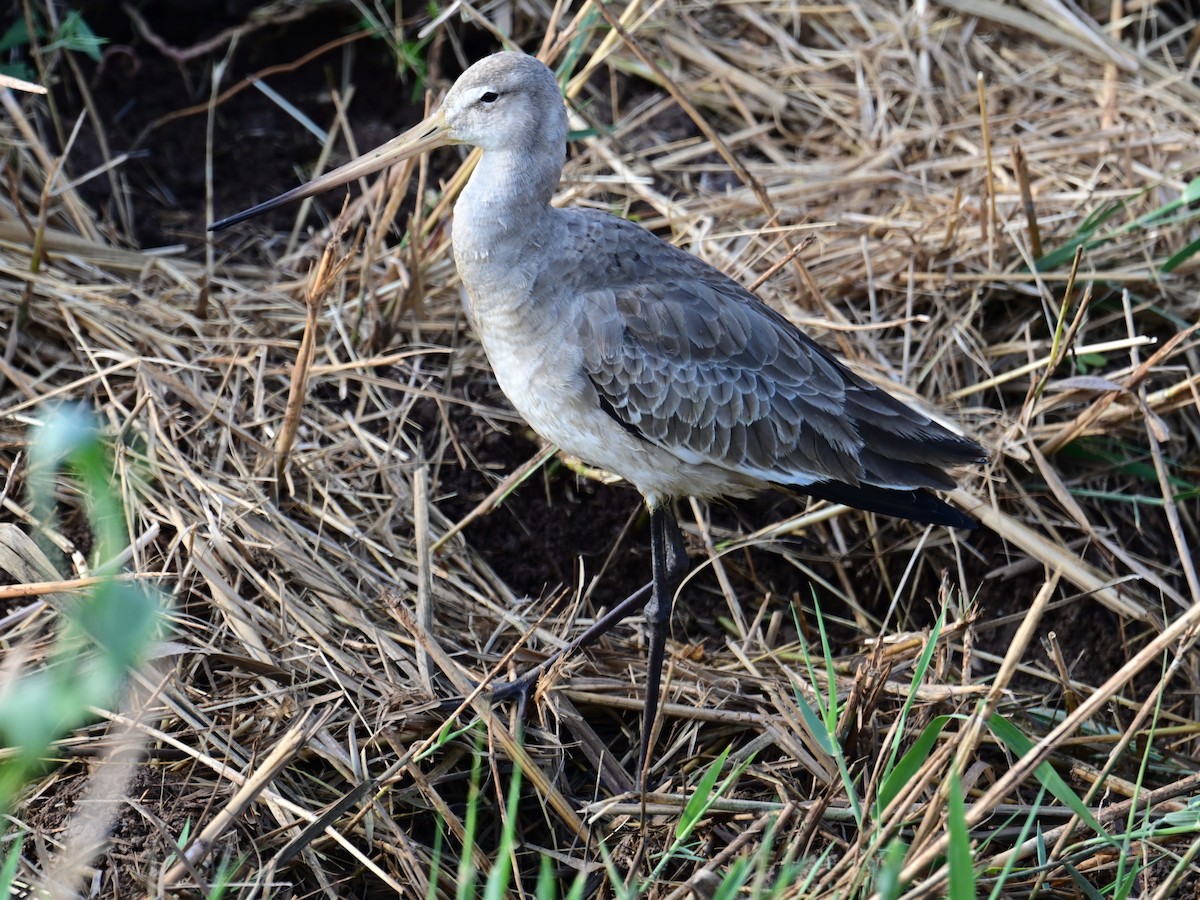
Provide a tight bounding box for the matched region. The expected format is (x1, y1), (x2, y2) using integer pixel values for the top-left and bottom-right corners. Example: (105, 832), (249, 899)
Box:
(211, 51), (983, 786)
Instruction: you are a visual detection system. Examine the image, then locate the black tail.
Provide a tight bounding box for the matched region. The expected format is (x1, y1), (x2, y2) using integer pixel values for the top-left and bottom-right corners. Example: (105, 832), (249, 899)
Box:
(797, 480), (977, 529)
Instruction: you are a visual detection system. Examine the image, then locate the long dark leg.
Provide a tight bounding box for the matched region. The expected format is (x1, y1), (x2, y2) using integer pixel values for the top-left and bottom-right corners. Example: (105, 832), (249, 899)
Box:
(638, 502), (689, 790)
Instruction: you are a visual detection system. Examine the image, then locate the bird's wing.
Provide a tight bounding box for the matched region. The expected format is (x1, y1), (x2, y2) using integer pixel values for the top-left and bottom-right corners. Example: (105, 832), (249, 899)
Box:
(568, 218), (980, 491)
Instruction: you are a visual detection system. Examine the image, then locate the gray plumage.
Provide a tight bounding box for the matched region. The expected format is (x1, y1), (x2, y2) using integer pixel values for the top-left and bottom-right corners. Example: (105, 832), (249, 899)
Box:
(572, 211), (976, 493)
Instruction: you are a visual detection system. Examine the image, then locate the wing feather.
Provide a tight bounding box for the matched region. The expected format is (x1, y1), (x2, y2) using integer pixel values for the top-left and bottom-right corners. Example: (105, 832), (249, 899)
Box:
(564, 210), (982, 492)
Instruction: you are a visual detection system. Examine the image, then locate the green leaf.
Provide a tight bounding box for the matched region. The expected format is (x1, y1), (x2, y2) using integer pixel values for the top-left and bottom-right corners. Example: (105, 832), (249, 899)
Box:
(45, 10), (107, 62)
(74, 580), (160, 670)
(176, 818), (193, 848)
(0, 62), (37, 82)
(454, 729), (484, 900)
(0, 18), (30, 54)
(1036, 175), (1200, 272)
(0, 407), (165, 822)
(562, 863), (589, 900)
(987, 786), (1048, 900)
(874, 838), (908, 900)
(0, 667), (88, 755)
(1161, 234), (1200, 273)
(483, 754), (523, 900)
(0, 833), (23, 894)
(678, 745), (732, 840)
(425, 815), (444, 900)
(1062, 860), (1107, 900)
(988, 714), (1111, 842)
(711, 858), (751, 900)
(946, 771), (975, 899)
(1159, 798), (1200, 830)
(1035, 197), (1124, 270)
(876, 716), (952, 813)
(794, 689), (836, 756)
(535, 854), (557, 900)
(874, 608), (949, 814)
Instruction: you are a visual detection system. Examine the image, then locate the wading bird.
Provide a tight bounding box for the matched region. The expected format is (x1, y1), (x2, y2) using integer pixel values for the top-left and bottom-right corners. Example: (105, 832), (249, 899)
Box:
(211, 51), (983, 787)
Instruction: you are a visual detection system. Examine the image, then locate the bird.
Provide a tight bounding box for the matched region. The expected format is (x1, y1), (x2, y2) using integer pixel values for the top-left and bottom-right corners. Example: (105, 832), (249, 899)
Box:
(210, 50), (984, 787)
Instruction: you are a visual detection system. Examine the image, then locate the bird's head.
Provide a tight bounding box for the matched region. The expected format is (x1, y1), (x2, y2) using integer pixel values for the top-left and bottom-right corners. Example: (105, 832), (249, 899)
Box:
(209, 51), (565, 231)
(437, 52), (566, 153)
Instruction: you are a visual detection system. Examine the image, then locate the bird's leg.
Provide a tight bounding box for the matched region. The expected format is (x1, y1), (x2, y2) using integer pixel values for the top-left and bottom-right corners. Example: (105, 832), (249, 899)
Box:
(490, 581), (652, 704)
(638, 502), (689, 790)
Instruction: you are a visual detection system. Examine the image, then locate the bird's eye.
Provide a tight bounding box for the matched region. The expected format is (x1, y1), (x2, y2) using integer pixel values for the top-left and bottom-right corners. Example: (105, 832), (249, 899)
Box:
(480, 90), (499, 104)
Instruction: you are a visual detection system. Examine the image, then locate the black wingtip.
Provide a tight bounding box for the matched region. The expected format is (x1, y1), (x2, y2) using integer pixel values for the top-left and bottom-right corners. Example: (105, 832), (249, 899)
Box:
(798, 480), (978, 529)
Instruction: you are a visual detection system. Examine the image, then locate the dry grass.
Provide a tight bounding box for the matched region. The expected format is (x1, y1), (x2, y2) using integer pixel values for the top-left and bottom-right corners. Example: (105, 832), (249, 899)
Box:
(2, 1), (1199, 897)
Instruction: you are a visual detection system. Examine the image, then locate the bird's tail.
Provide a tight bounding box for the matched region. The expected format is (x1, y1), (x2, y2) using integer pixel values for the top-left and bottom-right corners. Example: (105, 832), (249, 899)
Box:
(798, 480), (977, 529)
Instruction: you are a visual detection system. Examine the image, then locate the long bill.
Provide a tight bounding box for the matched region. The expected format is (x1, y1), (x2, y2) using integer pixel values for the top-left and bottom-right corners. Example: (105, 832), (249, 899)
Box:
(208, 110), (453, 232)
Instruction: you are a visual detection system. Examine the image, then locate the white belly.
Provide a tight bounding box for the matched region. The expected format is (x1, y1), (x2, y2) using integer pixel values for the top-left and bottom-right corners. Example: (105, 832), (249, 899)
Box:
(476, 316), (763, 505)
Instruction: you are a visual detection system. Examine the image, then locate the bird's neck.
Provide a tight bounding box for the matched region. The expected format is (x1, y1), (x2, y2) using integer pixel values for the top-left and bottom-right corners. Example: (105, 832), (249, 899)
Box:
(454, 144), (563, 251)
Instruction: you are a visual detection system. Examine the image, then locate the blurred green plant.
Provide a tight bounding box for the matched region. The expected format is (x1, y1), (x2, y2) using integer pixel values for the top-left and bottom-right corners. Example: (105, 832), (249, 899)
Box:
(0, 406), (163, 891)
(355, 3), (438, 102)
(0, 9), (106, 81)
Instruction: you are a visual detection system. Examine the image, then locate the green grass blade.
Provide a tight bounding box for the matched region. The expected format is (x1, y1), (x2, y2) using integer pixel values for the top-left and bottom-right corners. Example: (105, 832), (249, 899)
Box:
(596, 838), (635, 900)
(793, 690), (834, 755)
(874, 838), (908, 900)
(1035, 199), (1124, 270)
(535, 854), (556, 900)
(678, 745), (732, 840)
(426, 816), (444, 900)
(875, 607), (947, 795)
(455, 731), (484, 900)
(876, 715), (952, 814)
(562, 863), (589, 900)
(986, 785), (1047, 900)
(1161, 234), (1200, 273)
(0, 833), (22, 894)
(947, 771), (975, 900)
(483, 755), (523, 900)
(1062, 860), (1107, 900)
(988, 714), (1111, 841)
(812, 594), (840, 732)
(1037, 175), (1200, 271)
(711, 858), (751, 900)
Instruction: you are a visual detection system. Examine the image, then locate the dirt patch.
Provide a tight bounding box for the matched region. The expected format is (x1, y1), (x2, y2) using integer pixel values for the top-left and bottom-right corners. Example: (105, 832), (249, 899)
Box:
(70, 2), (435, 245)
(24, 759), (225, 896)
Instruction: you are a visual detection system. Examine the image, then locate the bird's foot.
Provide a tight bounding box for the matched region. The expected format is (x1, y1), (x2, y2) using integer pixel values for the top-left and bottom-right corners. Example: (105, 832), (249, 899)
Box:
(489, 668), (541, 706)
(426, 663), (545, 718)
(488, 660), (558, 725)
